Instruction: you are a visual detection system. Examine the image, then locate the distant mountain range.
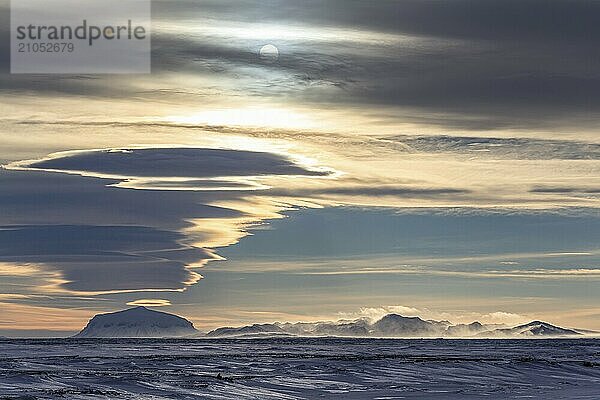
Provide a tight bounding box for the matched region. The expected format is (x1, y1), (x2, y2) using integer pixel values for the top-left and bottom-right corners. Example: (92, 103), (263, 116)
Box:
(205, 314), (590, 339)
(205, 315), (576, 338)
(74, 307), (591, 339)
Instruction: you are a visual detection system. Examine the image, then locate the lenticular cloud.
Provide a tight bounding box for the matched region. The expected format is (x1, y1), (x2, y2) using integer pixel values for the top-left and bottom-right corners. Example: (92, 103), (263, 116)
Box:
(15, 147), (330, 179)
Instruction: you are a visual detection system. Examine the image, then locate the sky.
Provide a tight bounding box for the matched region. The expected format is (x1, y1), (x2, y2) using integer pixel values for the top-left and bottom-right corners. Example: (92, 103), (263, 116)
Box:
(0, 0), (599, 337)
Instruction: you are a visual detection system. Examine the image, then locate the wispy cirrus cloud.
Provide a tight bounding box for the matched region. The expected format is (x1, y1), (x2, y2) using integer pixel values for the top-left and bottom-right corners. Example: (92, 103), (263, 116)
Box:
(293, 267), (600, 280)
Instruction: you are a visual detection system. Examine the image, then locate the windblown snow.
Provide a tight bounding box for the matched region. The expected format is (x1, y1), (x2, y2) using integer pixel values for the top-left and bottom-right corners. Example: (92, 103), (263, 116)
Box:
(205, 314), (587, 338)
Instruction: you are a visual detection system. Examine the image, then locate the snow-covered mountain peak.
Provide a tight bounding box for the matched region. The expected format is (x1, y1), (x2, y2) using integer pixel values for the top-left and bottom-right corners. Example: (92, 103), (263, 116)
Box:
(75, 307), (198, 338)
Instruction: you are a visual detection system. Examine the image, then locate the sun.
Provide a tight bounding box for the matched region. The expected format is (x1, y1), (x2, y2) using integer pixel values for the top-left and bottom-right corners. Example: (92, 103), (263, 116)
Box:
(259, 44), (280, 62)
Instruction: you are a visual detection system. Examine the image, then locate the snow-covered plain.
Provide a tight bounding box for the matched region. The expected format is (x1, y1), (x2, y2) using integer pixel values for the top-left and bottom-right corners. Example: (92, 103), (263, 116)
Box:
(0, 338), (598, 399)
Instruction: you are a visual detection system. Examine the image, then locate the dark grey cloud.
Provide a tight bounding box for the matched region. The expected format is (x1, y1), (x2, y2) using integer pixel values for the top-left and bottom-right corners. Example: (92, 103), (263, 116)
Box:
(2, 0), (600, 129)
(0, 1), (7, 74)
(154, 0), (600, 43)
(0, 225), (209, 293)
(151, 0), (600, 129)
(119, 178), (261, 191)
(0, 168), (244, 293)
(531, 187), (600, 194)
(159, 1), (600, 129)
(391, 135), (600, 160)
(23, 148), (328, 178)
(0, 169), (239, 229)
(268, 186), (470, 199)
(0, 145), (331, 294)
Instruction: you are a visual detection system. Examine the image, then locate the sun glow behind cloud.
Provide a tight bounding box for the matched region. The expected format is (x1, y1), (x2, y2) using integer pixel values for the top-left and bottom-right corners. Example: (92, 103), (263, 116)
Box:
(155, 18), (417, 46)
(163, 107), (318, 130)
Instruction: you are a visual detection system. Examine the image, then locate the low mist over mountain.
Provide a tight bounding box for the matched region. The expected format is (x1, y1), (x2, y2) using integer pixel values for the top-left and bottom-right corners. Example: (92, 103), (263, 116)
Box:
(205, 314), (586, 339)
(75, 307), (198, 338)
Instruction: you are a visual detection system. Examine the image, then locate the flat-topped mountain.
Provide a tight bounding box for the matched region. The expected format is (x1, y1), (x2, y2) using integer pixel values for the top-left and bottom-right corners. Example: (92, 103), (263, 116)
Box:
(75, 306), (198, 338)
